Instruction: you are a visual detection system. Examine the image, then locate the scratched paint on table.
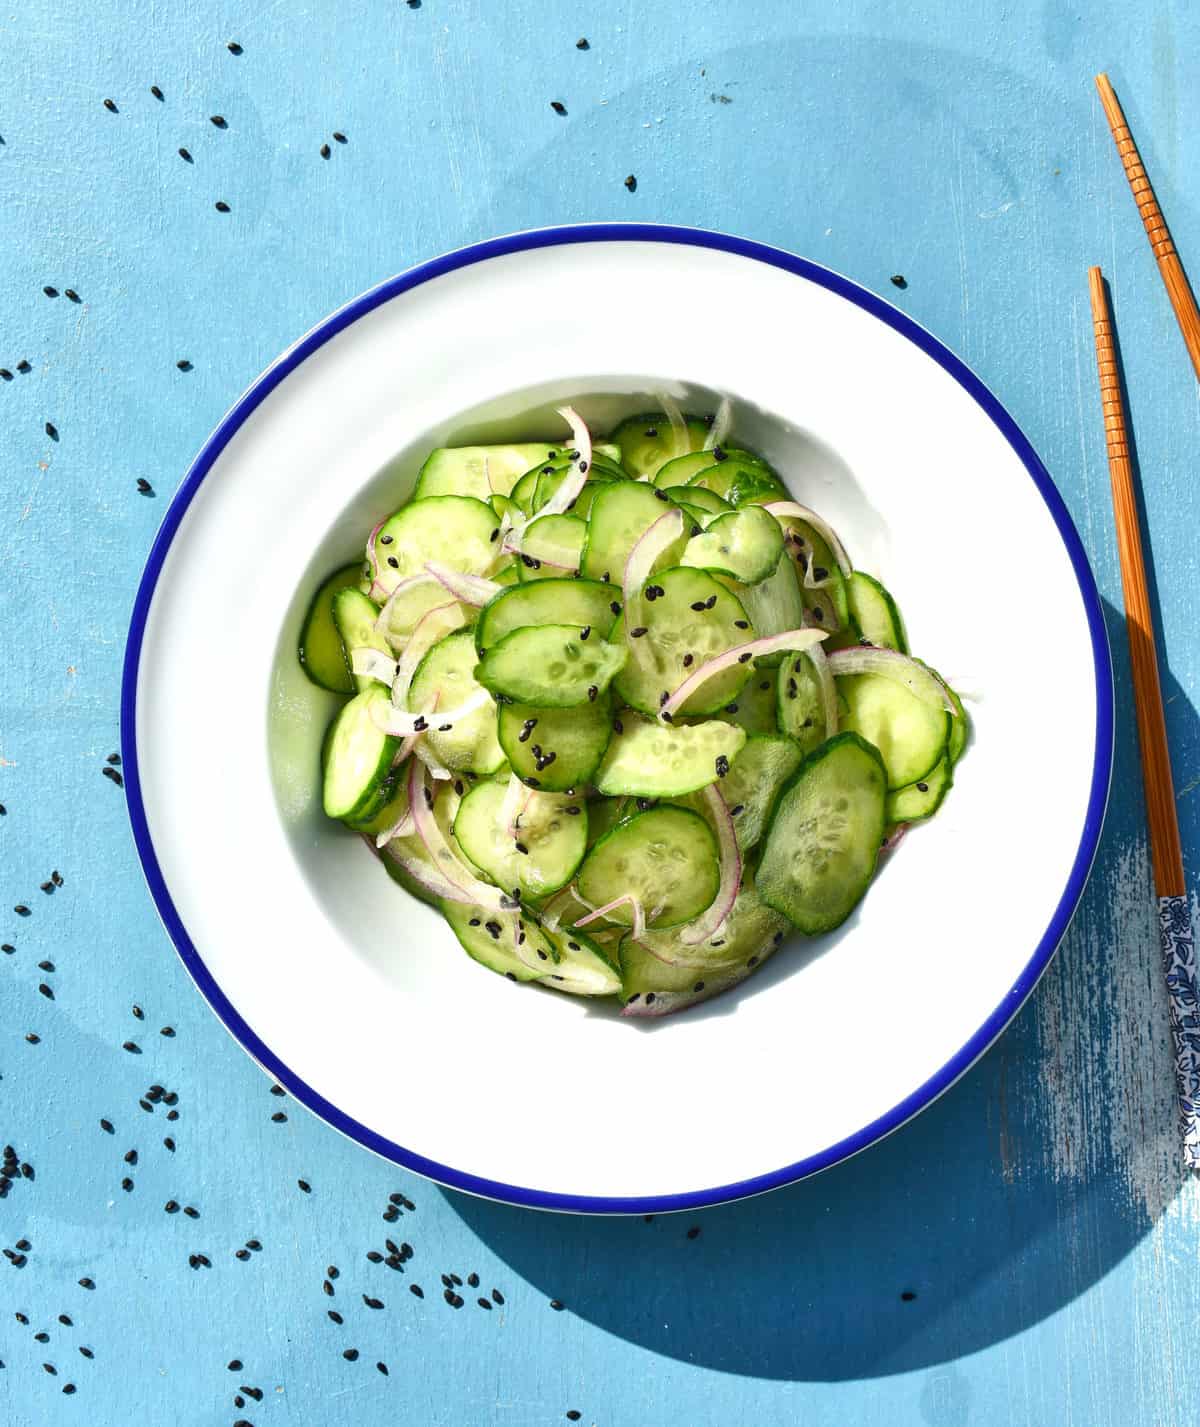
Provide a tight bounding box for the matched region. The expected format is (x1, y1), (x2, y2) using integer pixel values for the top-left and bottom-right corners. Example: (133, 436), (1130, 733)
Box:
(2, 3), (1200, 1426)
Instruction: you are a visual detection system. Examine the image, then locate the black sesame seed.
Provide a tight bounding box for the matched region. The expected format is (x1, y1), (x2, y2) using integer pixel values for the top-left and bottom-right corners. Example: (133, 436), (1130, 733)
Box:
(687, 1225), (701, 1239)
(320, 143), (331, 159)
(323, 1279), (334, 1296)
(630, 626), (648, 638)
(705, 595), (717, 609)
(645, 992), (656, 1005)
(363, 1295), (384, 1310)
(16, 360), (30, 372)
(343, 1347), (359, 1361)
(410, 1284), (424, 1298)
(227, 39), (243, 53)
(916, 782), (929, 793)
(725, 703), (738, 714)
(78, 1278), (94, 1290)
(609, 600), (621, 615)
(690, 600), (706, 612)
(733, 619), (749, 629)
(183, 1205), (198, 1219)
(227, 1359), (243, 1372)
(891, 274), (908, 289)
(576, 36), (589, 48)
(215, 201), (231, 212)
(178, 147), (192, 162)
(246, 1239), (261, 1250)
(367, 1250), (383, 1263)
(123, 1149), (137, 1165)
(333, 132), (347, 143)
(579, 625), (591, 640)
(160, 1025), (175, 1036)
(121, 1177), (133, 1191)
(297, 1179), (311, 1193)
(748, 954), (759, 967)
(587, 685), (597, 701)
(34, 1330), (48, 1341)
(235, 1249), (250, 1260)
(738, 652), (752, 663)
(122, 1041), (139, 1053)
(549, 1298), (564, 1311)
(79, 1347), (93, 1358)
(550, 100), (567, 115)
(103, 98), (117, 112)
(901, 1289), (917, 1301)
(328, 1309), (343, 1323)
(25, 1033), (39, 1044)
(38, 983), (53, 999)
(730, 803), (745, 815)
(477, 1297), (492, 1310)
(715, 755), (729, 777)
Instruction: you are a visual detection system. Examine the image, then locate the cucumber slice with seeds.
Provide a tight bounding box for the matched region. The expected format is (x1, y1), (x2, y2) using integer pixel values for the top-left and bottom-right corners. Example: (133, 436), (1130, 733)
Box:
(724, 670), (779, 735)
(776, 650), (828, 755)
(476, 624), (627, 707)
(414, 444), (567, 502)
(612, 412), (709, 479)
(594, 713), (746, 798)
(332, 587), (392, 691)
(661, 484), (733, 521)
(372, 496), (498, 600)
(299, 562), (361, 692)
(681, 506), (784, 584)
(581, 480), (686, 582)
(576, 804), (720, 929)
(453, 781), (587, 898)
(612, 567), (754, 716)
(845, 571), (907, 652)
(628, 877), (789, 974)
(497, 696), (613, 791)
(757, 732), (887, 933)
(837, 672), (949, 791)
(408, 630), (505, 774)
(442, 899), (547, 983)
(322, 685), (400, 820)
(687, 457), (787, 507)
(517, 513), (586, 580)
(720, 734), (803, 853)
(376, 578), (463, 650)
(653, 451), (724, 489)
(475, 578), (619, 652)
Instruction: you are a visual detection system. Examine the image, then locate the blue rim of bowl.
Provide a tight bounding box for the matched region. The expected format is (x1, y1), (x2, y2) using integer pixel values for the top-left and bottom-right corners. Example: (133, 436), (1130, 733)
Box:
(121, 223), (1114, 1214)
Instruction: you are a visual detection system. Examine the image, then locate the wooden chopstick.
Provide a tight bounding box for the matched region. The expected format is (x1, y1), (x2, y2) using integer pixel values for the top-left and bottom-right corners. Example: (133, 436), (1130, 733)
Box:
(1095, 74), (1200, 385)
(1088, 266), (1199, 1167)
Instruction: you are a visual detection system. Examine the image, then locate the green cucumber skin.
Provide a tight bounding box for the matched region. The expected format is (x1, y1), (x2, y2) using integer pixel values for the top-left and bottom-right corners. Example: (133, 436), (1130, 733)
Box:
(576, 804), (720, 930)
(299, 562), (362, 693)
(845, 571), (908, 653)
(321, 688), (400, 821)
(757, 731), (888, 935)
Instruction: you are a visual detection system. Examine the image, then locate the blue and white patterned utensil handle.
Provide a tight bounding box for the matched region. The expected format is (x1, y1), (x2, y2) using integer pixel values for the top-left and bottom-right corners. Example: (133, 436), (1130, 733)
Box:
(1159, 894), (1200, 1168)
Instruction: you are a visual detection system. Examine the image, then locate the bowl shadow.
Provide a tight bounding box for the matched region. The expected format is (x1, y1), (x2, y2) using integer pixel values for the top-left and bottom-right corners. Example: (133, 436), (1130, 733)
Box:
(443, 594), (1198, 1380)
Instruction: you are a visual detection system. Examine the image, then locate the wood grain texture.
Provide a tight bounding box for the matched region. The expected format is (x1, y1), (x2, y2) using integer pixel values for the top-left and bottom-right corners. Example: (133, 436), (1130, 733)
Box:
(2, 3), (1199, 1426)
(1095, 72), (1200, 384)
(1088, 266), (1184, 897)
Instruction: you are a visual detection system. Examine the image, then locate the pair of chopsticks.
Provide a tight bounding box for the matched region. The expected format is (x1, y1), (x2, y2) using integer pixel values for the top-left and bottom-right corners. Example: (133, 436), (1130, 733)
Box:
(1089, 74), (1200, 1168)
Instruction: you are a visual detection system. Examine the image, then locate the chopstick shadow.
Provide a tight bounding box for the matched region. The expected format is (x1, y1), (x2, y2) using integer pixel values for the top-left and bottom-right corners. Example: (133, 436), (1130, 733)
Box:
(443, 597), (1198, 1381)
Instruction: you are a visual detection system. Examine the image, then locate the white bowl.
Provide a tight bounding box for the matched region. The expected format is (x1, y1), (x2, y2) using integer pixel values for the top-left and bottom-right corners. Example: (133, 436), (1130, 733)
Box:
(123, 226), (1112, 1212)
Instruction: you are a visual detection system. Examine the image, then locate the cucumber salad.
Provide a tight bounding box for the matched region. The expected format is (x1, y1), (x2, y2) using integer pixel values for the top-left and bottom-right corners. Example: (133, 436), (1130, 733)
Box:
(299, 400), (969, 1017)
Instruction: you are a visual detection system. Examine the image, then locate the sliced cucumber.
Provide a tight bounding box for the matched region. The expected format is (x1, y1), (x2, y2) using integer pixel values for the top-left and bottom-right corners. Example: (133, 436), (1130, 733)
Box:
(886, 754), (952, 823)
(476, 624), (627, 707)
(611, 567), (754, 716)
(581, 480), (685, 583)
(837, 672), (949, 790)
(298, 562), (361, 693)
(688, 457), (787, 507)
(629, 877), (789, 974)
(517, 514), (586, 580)
(331, 587), (391, 691)
(542, 924), (622, 995)
(594, 713), (746, 798)
(372, 496), (498, 599)
(612, 411), (709, 479)
(681, 506), (784, 584)
(376, 576), (461, 650)
(533, 464), (623, 514)
(511, 458), (564, 514)
(845, 571), (907, 652)
(414, 444), (567, 502)
(776, 650), (828, 755)
(322, 685), (399, 820)
(453, 780), (587, 898)
(661, 484), (733, 520)
(497, 696), (613, 791)
(475, 578), (619, 652)
(408, 630), (505, 773)
(575, 805), (719, 929)
(653, 450), (723, 489)
(757, 732), (887, 934)
(442, 899), (547, 983)
(347, 768), (407, 836)
(719, 548), (804, 663)
(720, 734), (803, 853)
(945, 680), (970, 764)
(723, 669), (779, 735)
(776, 516), (850, 631)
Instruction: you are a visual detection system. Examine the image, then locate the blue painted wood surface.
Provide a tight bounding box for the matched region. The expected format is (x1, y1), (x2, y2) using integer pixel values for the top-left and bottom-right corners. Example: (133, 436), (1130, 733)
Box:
(2, 2), (1199, 1423)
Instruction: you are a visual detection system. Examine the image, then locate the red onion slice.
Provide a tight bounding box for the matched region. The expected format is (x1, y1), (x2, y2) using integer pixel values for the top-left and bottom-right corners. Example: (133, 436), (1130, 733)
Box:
(374, 806), (415, 849)
(392, 601), (465, 710)
(536, 406), (593, 519)
(806, 640), (838, 737)
(574, 894), (646, 941)
(364, 515), (387, 593)
(371, 686), (490, 737)
(703, 396), (732, 452)
(408, 760), (509, 910)
(679, 785), (742, 945)
(622, 507), (684, 664)
(350, 648), (398, 685)
(762, 501), (853, 579)
(425, 561), (503, 607)
(657, 392), (689, 462)
(661, 627), (827, 720)
(380, 840), (474, 903)
(826, 647), (956, 712)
